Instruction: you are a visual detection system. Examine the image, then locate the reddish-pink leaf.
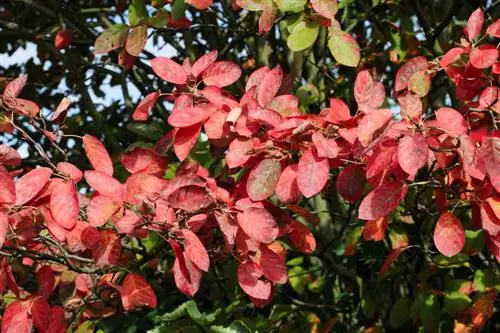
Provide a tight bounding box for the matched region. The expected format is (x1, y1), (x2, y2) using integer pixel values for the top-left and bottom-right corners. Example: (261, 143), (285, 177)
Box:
(150, 56), (188, 84)
(15, 167), (52, 206)
(202, 61), (241, 87)
(246, 67), (271, 91)
(260, 245), (287, 284)
(358, 181), (408, 220)
(395, 56), (428, 92)
(0, 170), (16, 205)
(84, 170), (124, 199)
(185, 0), (212, 10)
(167, 186), (213, 212)
(258, 65), (282, 107)
(0, 209), (8, 249)
(56, 162), (82, 182)
(439, 47), (465, 68)
(480, 202), (500, 236)
(0, 145), (21, 166)
(289, 220), (316, 253)
(357, 109), (393, 147)
(311, 0), (338, 19)
(120, 273), (157, 311)
(29, 299), (50, 331)
(237, 261), (272, 300)
(275, 164), (301, 203)
(1, 300), (32, 333)
(46, 306), (66, 333)
(398, 92), (422, 119)
(397, 134), (429, 176)
(92, 230), (122, 267)
(3, 74), (27, 100)
(433, 211), (465, 257)
(321, 98), (351, 124)
(237, 208), (278, 244)
(50, 180), (78, 229)
(466, 8), (484, 40)
(311, 132), (339, 158)
(486, 19), (500, 37)
(191, 50), (218, 78)
(336, 164), (366, 203)
(51, 97), (71, 123)
(470, 44), (498, 69)
(173, 255), (202, 296)
(479, 137), (500, 192)
(121, 147), (167, 175)
(246, 159), (282, 201)
(125, 174), (166, 205)
(36, 266), (55, 299)
(87, 195), (122, 227)
(435, 107), (468, 137)
(182, 229), (210, 272)
(354, 70), (385, 112)
(168, 106), (214, 127)
(215, 212), (238, 249)
(363, 217), (388, 241)
(258, 4), (277, 34)
(83, 134), (113, 176)
(115, 209), (141, 234)
(297, 150), (329, 198)
(132, 91), (160, 121)
(173, 123), (202, 161)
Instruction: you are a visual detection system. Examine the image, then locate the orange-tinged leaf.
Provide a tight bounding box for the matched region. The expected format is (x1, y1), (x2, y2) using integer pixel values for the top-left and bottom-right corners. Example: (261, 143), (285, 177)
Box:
(185, 0), (212, 10)
(336, 164), (366, 203)
(125, 25), (147, 56)
(363, 217), (388, 241)
(92, 230), (121, 267)
(167, 186), (213, 212)
(397, 134), (429, 176)
(0, 145), (21, 166)
(237, 207), (278, 244)
(132, 91), (160, 121)
(120, 273), (157, 311)
(94, 24), (129, 54)
(87, 195), (122, 227)
(358, 181), (407, 220)
(182, 229), (210, 272)
(379, 248), (403, 275)
(297, 150), (330, 198)
(486, 19), (500, 37)
(311, 132), (339, 158)
(56, 162), (82, 182)
(15, 167), (52, 205)
(150, 56), (188, 85)
(83, 135), (113, 176)
(247, 159), (282, 201)
(260, 245), (287, 284)
(433, 211), (465, 257)
(50, 180), (78, 229)
(289, 220), (316, 254)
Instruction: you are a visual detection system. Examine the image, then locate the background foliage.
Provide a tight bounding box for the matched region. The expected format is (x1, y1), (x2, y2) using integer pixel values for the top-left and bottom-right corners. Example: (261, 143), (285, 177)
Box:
(0, 0), (499, 332)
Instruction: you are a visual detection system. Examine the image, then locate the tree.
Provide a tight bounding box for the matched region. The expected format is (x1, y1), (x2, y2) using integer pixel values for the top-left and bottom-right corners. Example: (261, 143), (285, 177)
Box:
(0, 0), (499, 332)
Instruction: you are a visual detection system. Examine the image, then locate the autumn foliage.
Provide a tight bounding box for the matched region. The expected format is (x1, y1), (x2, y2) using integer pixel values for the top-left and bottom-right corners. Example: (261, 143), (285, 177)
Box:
(0, 1), (499, 332)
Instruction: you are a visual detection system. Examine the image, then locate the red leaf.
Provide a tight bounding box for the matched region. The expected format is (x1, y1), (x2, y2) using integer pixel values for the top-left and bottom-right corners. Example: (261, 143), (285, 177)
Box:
(439, 47), (465, 68)
(336, 164), (366, 203)
(258, 3), (277, 34)
(36, 266), (55, 299)
(275, 164), (301, 203)
(87, 195), (122, 227)
(480, 202), (500, 237)
(0, 170), (16, 205)
(115, 209), (141, 234)
(237, 208), (278, 244)
(297, 150), (330, 198)
(0, 145), (21, 166)
(92, 230), (122, 267)
(45, 306), (66, 333)
(120, 273), (157, 311)
(3, 74), (27, 100)
(246, 159), (282, 201)
(435, 107), (468, 137)
(173, 123), (202, 161)
(379, 248), (402, 275)
(289, 220), (316, 254)
(125, 173), (166, 205)
(1, 301), (31, 333)
(185, 0), (212, 10)
(260, 245), (287, 284)
(31, 298), (51, 331)
(486, 19), (500, 37)
(466, 8), (484, 40)
(470, 44), (498, 69)
(215, 212), (238, 249)
(167, 186), (213, 212)
(121, 147), (167, 175)
(56, 162), (82, 182)
(311, 132), (339, 158)
(358, 181), (408, 220)
(84, 170), (124, 199)
(246, 67), (271, 91)
(202, 61), (242, 87)
(311, 0), (338, 19)
(132, 91), (160, 121)
(168, 106), (214, 127)
(15, 167), (52, 206)
(321, 98), (351, 124)
(258, 65), (282, 107)
(397, 134), (429, 176)
(357, 109), (393, 146)
(395, 56), (428, 92)
(47, 181), (77, 230)
(479, 137), (500, 192)
(83, 135), (114, 176)
(237, 261), (272, 300)
(191, 50), (218, 78)
(354, 70), (385, 112)
(173, 255), (202, 296)
(51, 97), (71, 123)
(182, 229), (210, 272)
(0, 208), (8, 248)
(433, 211), (465, 257)
(363, 217), (388, 241)
(150, 56), (188, 85)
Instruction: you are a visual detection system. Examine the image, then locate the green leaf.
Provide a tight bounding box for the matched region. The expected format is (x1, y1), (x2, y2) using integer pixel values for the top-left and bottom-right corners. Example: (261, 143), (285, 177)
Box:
(94, 24), (129, 54)
(421, 294), (440, 333)
(128, 0), (148, 26)
(126, 122), (163, 140)
(287, 21), (319, 52)
(328, 28), (360, 67)
(443, 292), (471, 316)
(274, 0), (306, 13)
(285, 13), (304, 33)
(148, 9), (169, 29)
(463, 229), (484, 254)
(474, 268), (500, 292)
(286, 257), (304, 266)
(186, 300), (220, 326)
(361, 292), (378, 319)
(210, 321), (252, 333)
(390, 297), (410, 328)
(288, 266), (309, 294)
(172, 0), (187, 21)
(297, 83), (319, 105)
(432, 253), (470, 268)
(407, 71), (430, 97)
(410, 292), (426, 324)
(308, 276), (325, 293)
